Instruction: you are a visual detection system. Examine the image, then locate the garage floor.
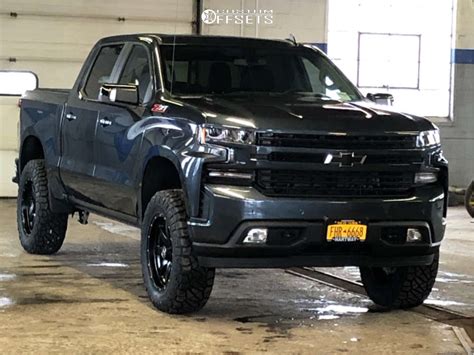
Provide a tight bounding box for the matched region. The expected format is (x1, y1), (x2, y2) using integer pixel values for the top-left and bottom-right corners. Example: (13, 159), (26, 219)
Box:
(0, 199), (472, 353)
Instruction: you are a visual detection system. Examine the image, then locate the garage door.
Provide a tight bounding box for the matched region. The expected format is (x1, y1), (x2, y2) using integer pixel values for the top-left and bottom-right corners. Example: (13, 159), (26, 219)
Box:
(0, 0), (194, 196)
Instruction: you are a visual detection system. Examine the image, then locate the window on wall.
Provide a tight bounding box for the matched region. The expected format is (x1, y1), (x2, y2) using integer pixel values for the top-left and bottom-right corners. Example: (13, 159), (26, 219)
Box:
(327, 0), (455, 118)
(0, 71), (38, 96)
(358, 33), (421, 89)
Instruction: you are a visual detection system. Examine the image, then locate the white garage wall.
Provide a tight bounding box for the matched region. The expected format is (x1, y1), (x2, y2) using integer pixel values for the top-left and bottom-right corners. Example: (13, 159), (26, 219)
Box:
(440, 0), (474, 187)
(201, 0), (327, 43)
(0, 0), (195, 196)
(327, 0), (454, 118)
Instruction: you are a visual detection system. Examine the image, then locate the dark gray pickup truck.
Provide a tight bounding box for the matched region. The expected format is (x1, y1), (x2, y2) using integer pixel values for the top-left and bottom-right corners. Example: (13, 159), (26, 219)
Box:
(15, 33), (448, 314)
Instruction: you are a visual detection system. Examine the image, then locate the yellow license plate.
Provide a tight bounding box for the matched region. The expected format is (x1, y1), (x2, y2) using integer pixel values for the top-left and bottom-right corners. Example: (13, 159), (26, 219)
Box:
(326, 220), (367, 242)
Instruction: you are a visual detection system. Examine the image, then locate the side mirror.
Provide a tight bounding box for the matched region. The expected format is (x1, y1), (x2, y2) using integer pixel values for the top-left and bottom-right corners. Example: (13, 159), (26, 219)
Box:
(100, 84), (139, 106)
(367, 93), (394, 106)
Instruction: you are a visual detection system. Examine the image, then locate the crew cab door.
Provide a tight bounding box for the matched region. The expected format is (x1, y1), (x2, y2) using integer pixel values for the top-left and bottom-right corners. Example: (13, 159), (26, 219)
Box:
(93, 43), (155, 215)
(60, 44), (125, 203)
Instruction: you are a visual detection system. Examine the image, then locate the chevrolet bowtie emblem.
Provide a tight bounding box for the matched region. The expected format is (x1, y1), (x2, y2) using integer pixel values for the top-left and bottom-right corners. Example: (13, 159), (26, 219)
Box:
(324, 152), (367, 167)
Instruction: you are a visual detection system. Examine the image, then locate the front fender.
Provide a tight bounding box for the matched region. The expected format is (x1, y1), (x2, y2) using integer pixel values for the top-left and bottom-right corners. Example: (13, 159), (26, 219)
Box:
(137, 116), (226, 217)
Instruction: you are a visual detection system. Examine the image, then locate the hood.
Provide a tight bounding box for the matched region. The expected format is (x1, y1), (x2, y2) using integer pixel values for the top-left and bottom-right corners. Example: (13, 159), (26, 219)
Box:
(181, 95), (436, 133)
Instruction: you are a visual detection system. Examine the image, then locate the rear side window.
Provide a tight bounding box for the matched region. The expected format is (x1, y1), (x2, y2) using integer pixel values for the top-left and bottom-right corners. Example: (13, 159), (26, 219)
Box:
(118, 45), (152, 103)
(83, 44), (124, 99)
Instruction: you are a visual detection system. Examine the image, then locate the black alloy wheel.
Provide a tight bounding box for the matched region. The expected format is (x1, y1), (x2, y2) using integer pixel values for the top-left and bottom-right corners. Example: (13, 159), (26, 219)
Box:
(140, 189), (215, 314)
(20, 180), (36, 235)
(147, 215), (173, 290)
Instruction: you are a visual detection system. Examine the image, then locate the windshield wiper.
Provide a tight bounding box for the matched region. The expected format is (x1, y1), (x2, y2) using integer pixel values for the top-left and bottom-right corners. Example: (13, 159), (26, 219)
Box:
(214, 91), (271, 97)
(173, 91), (341, 102)
(270, 88), (305, 96)
(269, 90), (336, 100)
(170, 93), (212, 99)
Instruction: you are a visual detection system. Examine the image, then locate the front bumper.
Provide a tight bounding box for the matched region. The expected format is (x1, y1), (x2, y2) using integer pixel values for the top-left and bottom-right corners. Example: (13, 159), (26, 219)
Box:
(188, 184), (446, 268)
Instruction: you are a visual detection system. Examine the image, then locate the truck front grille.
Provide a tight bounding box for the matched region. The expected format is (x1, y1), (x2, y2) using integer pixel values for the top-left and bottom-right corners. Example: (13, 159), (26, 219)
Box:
(255, 170), (414, 198)
(257, 132), (416, 150)
(267, 152), (423, 165)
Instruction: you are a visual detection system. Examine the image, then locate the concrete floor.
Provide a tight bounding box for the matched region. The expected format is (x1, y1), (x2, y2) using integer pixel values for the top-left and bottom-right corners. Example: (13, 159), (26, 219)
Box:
(0, 199), (472, 353)
(318, 207), (474, 317)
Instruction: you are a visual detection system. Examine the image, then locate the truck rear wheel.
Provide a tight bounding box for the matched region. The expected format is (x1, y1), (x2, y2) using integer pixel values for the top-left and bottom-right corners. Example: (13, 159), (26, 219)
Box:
(141, 189), (215, 314)
(17, 159), (68, 254)
(360, 252), (439, 309)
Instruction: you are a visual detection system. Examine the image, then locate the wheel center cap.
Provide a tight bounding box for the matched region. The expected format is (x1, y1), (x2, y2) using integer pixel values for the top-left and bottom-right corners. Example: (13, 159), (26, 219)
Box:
(161, 246), (167, 258)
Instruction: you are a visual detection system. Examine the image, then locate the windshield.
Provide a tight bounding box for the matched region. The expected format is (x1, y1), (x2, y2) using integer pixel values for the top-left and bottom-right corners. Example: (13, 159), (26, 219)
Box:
(160, 44), (362, 102)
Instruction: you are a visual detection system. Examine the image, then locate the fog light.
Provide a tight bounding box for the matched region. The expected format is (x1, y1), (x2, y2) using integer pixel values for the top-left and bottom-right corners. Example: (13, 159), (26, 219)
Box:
(406, 228), (422, 243)
(414, 172), (437, 184)
(243, 228), (267, 244)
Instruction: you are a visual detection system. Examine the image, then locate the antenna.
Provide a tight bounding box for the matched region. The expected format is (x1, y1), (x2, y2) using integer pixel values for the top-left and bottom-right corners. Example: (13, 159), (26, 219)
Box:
(170, 0), (179, 95)
(286, 33), (297, 46)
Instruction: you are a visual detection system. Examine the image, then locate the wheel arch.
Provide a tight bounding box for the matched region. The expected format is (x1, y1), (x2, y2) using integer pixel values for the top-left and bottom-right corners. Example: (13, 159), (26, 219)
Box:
(139, 155), (185, 219)
(20, 135), (44, 172)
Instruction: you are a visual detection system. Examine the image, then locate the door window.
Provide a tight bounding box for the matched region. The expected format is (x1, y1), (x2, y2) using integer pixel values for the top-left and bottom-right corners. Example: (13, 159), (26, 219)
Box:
(118, 45), (152, 103)
(301, 57), (325, 93)
(83, 44), (124, 99)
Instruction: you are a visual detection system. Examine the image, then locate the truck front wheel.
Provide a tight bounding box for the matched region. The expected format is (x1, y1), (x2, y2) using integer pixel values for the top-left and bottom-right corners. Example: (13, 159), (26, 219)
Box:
(360, 252), (439, 309)
(17, 159), (68, 254)
(141, 190), (215, 314)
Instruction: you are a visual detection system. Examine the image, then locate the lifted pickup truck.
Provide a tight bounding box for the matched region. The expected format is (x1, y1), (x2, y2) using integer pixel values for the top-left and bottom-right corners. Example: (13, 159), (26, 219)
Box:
(16, 34), (448, 314)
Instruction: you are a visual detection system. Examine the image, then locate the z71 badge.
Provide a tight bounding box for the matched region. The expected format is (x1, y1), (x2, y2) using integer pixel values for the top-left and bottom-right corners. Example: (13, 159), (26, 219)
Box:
(151, 104), (169, 113)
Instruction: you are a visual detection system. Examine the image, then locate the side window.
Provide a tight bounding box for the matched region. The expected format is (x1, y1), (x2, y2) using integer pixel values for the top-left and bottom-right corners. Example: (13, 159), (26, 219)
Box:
(302, 57), (323, 93)
(83, 44), (124, 99)
(118, 45), (152, 103)
(301, 57), (351, 100)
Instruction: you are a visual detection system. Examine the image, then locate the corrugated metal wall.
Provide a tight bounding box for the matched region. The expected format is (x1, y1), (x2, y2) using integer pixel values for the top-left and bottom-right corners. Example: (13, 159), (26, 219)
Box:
(0, 0), (194, 196)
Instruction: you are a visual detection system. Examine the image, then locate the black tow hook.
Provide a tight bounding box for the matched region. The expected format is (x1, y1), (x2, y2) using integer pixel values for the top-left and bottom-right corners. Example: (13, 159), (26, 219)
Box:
(78, 210), (89, 225)
(71, 210), (89, 225)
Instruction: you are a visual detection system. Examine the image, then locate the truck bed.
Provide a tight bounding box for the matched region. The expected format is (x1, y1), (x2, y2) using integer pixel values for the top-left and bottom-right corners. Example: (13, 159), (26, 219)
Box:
(23, 88), (70, 105)
(19, 88), (71, 176)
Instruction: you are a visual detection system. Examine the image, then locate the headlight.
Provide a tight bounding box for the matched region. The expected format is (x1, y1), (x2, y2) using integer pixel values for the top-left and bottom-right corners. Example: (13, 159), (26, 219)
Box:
(199, 125), (255, 145)
(416, 129), (440, 147)
(414, 172), (438, 184)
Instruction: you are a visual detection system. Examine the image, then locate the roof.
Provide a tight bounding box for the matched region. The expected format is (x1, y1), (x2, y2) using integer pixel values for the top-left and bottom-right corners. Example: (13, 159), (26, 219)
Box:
(99, 33), (296, 48)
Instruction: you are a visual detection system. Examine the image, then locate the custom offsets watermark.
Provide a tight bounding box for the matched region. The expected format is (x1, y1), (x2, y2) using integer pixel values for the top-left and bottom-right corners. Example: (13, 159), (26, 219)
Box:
(201, 9), (274, 25)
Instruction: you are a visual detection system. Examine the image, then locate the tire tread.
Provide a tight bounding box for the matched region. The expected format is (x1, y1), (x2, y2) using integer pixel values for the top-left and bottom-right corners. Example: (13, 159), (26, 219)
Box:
(360, 252), (439, 309)
(141, 189), (215, 314)
(17, 159), (68, 255)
